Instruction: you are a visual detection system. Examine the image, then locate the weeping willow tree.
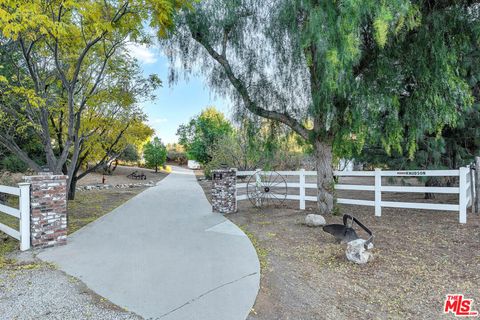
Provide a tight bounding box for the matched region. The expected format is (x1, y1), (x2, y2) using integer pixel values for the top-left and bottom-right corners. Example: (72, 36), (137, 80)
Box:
(161, 0), (479, 214)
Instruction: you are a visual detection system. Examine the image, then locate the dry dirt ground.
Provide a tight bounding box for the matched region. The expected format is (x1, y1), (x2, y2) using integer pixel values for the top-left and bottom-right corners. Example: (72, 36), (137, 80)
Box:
(0, 165), (169, 187)
(77, 165), (170, 186)
(196, 171), (480, 320)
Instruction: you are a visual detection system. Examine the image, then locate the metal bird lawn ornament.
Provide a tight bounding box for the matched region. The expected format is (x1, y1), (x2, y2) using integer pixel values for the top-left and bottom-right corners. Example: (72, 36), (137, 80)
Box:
(323, 214), (374, 249)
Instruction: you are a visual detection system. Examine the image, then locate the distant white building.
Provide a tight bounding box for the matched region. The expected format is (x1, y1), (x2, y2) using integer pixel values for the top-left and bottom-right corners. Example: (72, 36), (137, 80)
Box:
(188, 160), (201, 169)
(338, 159), (354, 171)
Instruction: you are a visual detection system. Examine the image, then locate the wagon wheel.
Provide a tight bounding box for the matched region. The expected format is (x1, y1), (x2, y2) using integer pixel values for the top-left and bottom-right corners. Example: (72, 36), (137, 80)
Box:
(246, 170), (288, 207)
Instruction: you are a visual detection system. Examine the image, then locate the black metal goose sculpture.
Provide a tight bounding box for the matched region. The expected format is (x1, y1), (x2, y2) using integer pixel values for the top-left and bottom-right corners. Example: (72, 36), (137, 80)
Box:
(323, 214), (374, 249)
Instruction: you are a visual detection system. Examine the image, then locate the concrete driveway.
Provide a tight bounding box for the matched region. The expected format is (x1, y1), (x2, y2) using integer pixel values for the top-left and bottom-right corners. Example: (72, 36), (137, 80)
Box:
(38, 166), (260, 320)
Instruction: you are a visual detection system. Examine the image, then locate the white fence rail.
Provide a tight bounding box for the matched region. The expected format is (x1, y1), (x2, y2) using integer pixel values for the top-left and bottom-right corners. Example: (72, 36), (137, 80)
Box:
(236, 168), (473, 224)
(0, 183), (30, 250)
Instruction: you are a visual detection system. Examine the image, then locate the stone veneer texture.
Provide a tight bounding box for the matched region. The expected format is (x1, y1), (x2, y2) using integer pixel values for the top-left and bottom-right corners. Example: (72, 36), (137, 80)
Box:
(23, 173), (68, 248)
(211, 168), (237, 214)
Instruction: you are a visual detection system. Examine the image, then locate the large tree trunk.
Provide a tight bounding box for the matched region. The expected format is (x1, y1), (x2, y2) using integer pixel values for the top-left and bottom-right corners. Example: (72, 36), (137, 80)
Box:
(314, 140), (335, 215)
(424, 177), (440, 199)
(112, 159), (119, 173)
(68, 176), (78, 201)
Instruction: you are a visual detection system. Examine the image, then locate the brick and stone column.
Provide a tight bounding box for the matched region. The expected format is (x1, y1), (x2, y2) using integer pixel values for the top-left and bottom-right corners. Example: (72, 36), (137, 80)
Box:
(212, 168), (237, 214)
(23, 173), (68, 248)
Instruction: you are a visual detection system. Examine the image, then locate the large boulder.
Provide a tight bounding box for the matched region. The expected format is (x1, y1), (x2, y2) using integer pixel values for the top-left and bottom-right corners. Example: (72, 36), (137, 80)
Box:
(304, 214), (326, 227)
(346, 239), (374, 264)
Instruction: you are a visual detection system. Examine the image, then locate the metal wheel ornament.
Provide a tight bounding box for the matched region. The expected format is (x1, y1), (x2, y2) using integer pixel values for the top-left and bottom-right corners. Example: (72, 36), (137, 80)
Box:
(246, 170), (288, 207)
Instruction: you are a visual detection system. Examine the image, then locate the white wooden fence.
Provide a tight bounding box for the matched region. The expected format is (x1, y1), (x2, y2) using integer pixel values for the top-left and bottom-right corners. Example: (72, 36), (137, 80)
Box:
(236, 168), (474, 223)
(0, 183), (30, 251)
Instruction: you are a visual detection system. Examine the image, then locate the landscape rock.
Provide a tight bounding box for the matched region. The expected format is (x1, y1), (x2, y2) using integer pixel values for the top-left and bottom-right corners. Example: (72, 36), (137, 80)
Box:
(76, 181), (155, 192)
(346, 239), (373, 264)
(304, 214), (326, 227)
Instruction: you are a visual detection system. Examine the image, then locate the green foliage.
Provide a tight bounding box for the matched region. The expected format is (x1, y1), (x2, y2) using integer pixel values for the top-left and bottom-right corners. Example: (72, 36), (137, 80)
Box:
(177, 107), (233, 164)
(166, 143), (187, 164)
(143, 137), (167, 172)
(357, 103), (480, 171)
(1, 155), (28, 173)
(164, 0), (478, 160)
(167, 151), (188, 165)
(0, 0), (189, 199)
(0, 135), (44, 172)
(118, 144), (140, 163)
(204, 119), (308, 177)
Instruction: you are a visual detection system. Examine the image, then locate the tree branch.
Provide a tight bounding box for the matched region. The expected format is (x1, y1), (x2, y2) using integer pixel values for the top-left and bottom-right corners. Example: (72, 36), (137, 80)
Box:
(0, 133), (41, 171)
(76, 122), (131, 180)
(191, 31), (311, 140)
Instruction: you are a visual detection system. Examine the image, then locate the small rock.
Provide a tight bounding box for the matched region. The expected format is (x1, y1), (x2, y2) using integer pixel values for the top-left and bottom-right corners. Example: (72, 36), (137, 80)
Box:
(346, 239), (373, 264)
(304, 214), (326, 227)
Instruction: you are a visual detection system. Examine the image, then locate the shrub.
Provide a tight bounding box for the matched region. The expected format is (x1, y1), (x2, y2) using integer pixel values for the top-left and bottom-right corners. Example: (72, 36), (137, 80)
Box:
(143, 137), (167, 173)
(1, 155), (28, 173)
(167, 150), (188, 165)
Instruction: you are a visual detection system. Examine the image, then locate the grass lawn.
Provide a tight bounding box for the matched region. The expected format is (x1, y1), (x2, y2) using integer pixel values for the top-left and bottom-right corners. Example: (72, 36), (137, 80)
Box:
(68, 188), (146, 234)
(0, 196), (20, 266)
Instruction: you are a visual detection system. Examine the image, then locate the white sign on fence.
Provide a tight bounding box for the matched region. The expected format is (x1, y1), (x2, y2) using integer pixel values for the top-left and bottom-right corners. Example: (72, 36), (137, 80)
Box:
(0, 183), (30, 251)
(236, 167), (473, 224)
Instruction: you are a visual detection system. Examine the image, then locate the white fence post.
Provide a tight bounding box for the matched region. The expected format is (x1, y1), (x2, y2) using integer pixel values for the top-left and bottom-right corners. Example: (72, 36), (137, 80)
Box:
(475, 156), (480, 214)
(374, 168), (382, 217)
(469, 165), (475, 211)
(299, 169), (305, 210)
(459, 167), (468, 223)
(255, 169), (262, 207)
(236, 168), (468, 223)
(18, 182), (31, 251)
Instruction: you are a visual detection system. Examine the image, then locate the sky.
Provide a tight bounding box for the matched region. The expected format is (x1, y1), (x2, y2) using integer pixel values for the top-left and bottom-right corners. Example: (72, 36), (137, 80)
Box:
(127, 43), (232, 144)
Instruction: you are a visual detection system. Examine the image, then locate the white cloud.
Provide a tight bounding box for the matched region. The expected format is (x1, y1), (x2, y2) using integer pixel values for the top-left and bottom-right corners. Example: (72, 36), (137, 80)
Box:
(126, 43), (158, 64)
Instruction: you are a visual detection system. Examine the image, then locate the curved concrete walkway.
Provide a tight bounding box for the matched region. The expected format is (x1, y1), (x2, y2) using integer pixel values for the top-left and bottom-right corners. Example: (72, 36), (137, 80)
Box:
(38, 166), (260, 320)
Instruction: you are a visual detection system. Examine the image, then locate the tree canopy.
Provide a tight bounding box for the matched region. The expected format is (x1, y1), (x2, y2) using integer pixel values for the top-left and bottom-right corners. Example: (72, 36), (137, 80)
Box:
(177, 107), (233, 164)
(0, 0), (189, 198)
(162, 0), (479, 213)
(143, 137), (167, 172)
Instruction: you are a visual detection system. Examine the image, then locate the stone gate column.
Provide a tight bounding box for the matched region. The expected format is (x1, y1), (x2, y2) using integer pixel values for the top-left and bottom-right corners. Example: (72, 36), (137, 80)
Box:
(23, 173), (68, 248)
(211, 168), (237, 214)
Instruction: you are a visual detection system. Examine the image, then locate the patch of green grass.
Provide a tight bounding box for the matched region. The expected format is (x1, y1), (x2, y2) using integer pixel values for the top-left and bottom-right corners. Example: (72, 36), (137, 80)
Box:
(68, 189), (145, 234)
(0, 235), (19, 269)
(256, 220), (272, 226)
(0, 196), (21, 267)
(0, 195), (20, 229)
(239, 225), (269, 272)
(0, 213), (18, 230)
(0, 236), (17, 256)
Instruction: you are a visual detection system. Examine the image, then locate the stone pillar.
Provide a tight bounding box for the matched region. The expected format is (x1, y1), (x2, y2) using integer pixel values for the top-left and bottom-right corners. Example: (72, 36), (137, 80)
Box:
(212, 168), (237, 214)
(23, 173), (68, 248)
